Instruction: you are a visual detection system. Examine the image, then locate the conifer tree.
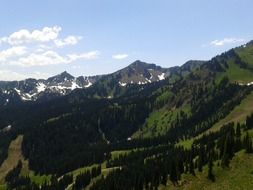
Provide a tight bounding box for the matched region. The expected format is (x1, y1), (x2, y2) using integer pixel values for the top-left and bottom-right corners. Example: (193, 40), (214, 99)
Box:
(189, 159), (195, 176)
(169, 161), (178, 185)
(244, 132), (253, 153)
(207, 158), (215, 182)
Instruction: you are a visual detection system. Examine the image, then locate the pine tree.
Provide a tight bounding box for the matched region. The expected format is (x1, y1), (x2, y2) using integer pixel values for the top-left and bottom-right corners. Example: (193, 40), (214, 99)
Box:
(236, 123), (241, 138)
(169, 161), (178, 185)
(197, 145), (204, 172)
(189, 159), (195, 176)
(244, 132), (253, 153)
(197, 158), (203, 172)
(161, 172), (167, 186)
(207, 158), (215, 182)
(221, 134), (231, 168)
(235, 123), (242, 151)
(246, 113), (253, 129)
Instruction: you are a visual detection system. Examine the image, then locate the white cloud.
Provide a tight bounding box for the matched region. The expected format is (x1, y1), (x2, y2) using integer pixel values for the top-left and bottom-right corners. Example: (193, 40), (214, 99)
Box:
(0, 26), (99, 68)
(0, 70), (50, 81)
(0, 26), (82, 48)
(54, 35), (82, 47)
(0, 37), (8, 44)
(112, 54), (129, 60)
(0, 46), (27, 61)
(35, 48), (46, 53)
(210, 38), (246, 46)
(0, 70), (28, 81)
(16, 51), (67, 67)
(67, 51), (100, 61)
(1, 26), (61, 45)
(4, 50), (100, 67)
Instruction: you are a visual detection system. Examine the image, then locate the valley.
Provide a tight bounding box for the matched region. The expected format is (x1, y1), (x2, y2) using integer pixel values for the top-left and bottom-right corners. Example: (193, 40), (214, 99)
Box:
(0, 41), (253, 189)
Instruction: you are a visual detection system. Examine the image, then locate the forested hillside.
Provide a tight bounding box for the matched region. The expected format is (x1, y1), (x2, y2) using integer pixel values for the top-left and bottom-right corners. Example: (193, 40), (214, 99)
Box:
(0, 41), (253, 189)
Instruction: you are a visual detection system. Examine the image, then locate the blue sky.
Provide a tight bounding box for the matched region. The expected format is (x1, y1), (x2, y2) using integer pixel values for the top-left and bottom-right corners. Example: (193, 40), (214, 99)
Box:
(0, 0), (253, 80)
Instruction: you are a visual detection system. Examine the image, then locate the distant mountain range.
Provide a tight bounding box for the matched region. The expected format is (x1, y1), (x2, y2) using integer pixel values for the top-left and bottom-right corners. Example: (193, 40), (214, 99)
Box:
(0, 71), (100, 102)
(0, 60), (203, 105)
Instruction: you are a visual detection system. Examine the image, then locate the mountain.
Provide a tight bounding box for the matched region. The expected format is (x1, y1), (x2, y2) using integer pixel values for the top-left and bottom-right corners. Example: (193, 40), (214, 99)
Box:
(0, 72), (100, 102)
(0, 60), (203, 105)
(115, 60), (169, 86)
(113, 60), (205, 86)
(134, 41), (253, 138)
(0, 42), (253, 189)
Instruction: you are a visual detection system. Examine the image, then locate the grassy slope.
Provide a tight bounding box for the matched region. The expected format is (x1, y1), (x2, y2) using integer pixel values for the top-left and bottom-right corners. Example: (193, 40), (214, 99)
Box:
(22, 162), (51, 185)
(64, 149), (132, 189)
(159, 150), (253, 190)
(216, 60), (253, 84)
(216, 43), (253, 84)
(66, 155), (125, 190)
(236, 44), (253, 67)
(209, 91), (253, 132)
(133, 104), (191, 139)
(0, 135), (135, 190)
(0, 135), (23, 184)
(177, 87), (253, 149)
(136, 45), (253, 140)
(132, 109), (174, 138)
(0, 135), (51, 189)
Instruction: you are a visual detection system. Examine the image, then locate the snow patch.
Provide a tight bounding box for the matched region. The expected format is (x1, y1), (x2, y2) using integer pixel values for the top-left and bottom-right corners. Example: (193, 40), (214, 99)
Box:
(119, 81), (127, 87)
(138, 81), (147, 85)
(2, 125), (12, 132)
(158, 73), (165, 80)
(50, 85), (68, 90)
(150, 73), (153, 80)
(145, 78), (151, 83)
(84, 80), (92, 88)
(37, 83), (46, 93)
(21, 96), (31, 101)
(14, 88), (21, 95)
(71, 81), (81, 90)
(21, 93), (37, 101)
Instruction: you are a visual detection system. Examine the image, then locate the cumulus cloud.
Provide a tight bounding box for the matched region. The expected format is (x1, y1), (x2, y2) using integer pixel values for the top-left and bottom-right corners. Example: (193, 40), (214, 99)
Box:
(0, 46), (27, 61)
(0, 26), (61, 45)
(0, 26), (99, 68)
(4, 50), (100, 67)
(54, 35), (82, 47)
(67, 51), (100, 61)
(210, 38), (246, 46)
(0, 70), (50, 81)
(15, 51), (67, 67)
(0, 26), (83, 48)
(112, 54), (129, 60)
(0, 70), (29, 81)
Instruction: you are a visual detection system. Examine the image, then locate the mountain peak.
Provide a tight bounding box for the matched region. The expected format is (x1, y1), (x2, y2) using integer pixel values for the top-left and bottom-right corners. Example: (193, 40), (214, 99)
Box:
(47, 71), (74, 83)
(59, 71), (74, 78)
(132, 60), (143, 64)
(130, 60), (150, 67)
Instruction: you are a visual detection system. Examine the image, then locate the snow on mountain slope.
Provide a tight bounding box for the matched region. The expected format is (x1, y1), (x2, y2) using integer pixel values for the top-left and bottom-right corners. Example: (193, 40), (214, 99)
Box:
(0, 60), (203, 104)
(0, 72), (100, 102)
